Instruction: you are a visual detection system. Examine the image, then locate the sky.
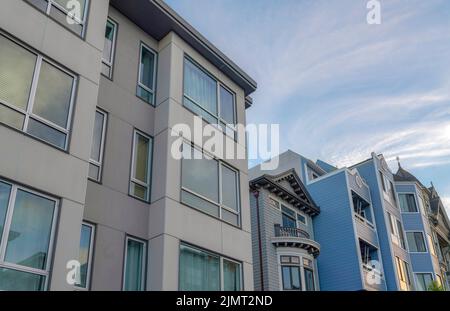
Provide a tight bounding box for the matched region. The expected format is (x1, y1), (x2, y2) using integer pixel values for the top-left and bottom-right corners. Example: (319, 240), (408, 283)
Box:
(164, 0), (450, 213)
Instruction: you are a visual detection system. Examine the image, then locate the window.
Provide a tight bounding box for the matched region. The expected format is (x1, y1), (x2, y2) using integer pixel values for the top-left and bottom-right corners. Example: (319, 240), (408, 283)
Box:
(388, 213), (406, 249)
(75, 222), (95, 289)
(280, 203), (307, 228)
(25, 0), (89, 37)
(0, 180), (58, 291)
(395, 257), (411, 291)
(399, 194), (418, 213)
(123, 236), (147, 291)
(0, 34), (76, 150)
(101, 18), (117, 79)
(379, 171), (386, 192)
(183, 58), (237, 139)
(396, 219), (406, 249)
(415, 273), (433, 291)
(88, 109), (107, 182)
(427, 234), (437, 256)
(352, 191), (373, 224)
(179, 244), (241, 291)
(137, 43), (157, 105)
(406, 232), (427, 253)
(280, 255), (316, 291)
(181, 143), (240, 226)
(130, 130), (153, 202)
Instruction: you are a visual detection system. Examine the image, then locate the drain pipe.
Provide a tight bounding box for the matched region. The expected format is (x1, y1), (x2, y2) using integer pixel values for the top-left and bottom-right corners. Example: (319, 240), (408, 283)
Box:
(252, 189), (265, 291)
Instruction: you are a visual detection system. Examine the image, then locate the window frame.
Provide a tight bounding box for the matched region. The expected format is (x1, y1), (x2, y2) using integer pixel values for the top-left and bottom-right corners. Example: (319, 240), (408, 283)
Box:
(405, 231), (428, 253)
(278, 253), (317, 291)
(0, 178), (59, 291)
(88, 108), (107, 182)
(387, 213), (406, 249)
(398, 193), (419, 214)
(122, 235), (147, 291)
(129, 129), (153, 203)
(25, 0), (90, 38)
(272, 197), (308, 227)
(101, 17), (118, 79)
(182, 56), (238, 140)
(180, 142), (241, 227)
(178, 242), (242, 291)
(0, 32), (77, 151)
(136, 42), (158, 106)
(75, 221), (95, 290)
(414, 272), (434, 291)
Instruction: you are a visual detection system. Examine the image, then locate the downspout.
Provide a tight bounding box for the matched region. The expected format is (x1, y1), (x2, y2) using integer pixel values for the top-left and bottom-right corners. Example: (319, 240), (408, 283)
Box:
(252, 189), (265, 291)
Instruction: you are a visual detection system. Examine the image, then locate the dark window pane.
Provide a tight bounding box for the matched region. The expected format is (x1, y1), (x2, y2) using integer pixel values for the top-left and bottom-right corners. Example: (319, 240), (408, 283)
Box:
(221, 166), (238, 211)
(27, 118), (67, 149)
(139, 47), (155, 90)
(76, 224), (93, 288)
(220, 86), (235, 124)
(0, 268), (45, 291)
(137, 86), (154, 105)
(124, 239), (145, 291)
(282, 266), (291, 289)
(223, 259), (241, 291)
(290, 266), (301, 290)
(133, 133), (151, 183)
(305, 268), (315, 291)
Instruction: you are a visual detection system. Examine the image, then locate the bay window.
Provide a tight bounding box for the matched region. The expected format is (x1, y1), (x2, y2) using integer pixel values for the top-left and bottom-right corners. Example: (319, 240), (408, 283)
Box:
(123, 236), (147, 291)
(130, 130), (153, 202)
(280, 255), (316, 291)
(137, 43), (157, 105)
(399, 194), (418, 213)
(183, 57), (237, 139)
(181, 143), (240, 226)
(179, 243), (241, 291)
(88, 109), (107, 182)
(102, 18), (117, 79)
(25, 0), (89, 37)
(0, 180), (58, 291)
(0, 34), (76, 150)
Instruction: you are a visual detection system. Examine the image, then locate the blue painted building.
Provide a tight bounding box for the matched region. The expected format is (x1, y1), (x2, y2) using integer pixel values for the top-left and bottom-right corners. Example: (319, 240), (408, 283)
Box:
(394, 163), (449, 290)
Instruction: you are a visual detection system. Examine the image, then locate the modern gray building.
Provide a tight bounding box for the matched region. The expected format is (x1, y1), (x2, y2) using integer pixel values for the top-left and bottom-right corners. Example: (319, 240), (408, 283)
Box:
(0, 0), (256, 291)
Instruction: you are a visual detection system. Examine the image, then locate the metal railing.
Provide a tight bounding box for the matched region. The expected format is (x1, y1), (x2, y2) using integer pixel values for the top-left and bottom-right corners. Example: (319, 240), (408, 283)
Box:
(274, 224), (310, 239)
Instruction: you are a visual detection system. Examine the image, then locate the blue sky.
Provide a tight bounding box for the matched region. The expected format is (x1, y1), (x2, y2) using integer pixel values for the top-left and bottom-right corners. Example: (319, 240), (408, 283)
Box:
(165, 0), (450, 212)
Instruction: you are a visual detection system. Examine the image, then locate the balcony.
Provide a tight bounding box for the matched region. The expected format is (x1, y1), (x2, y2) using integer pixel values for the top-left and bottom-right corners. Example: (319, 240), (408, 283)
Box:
(272, 224), (320, 257)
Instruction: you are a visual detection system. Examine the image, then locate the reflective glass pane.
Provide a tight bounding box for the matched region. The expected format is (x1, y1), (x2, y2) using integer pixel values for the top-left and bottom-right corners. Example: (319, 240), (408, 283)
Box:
(223, 259), (241, 291)
(90, 111), (105, 162)
(103, 20), (115, 63)
(181, 190), (219, 218)
(182, 145), (219, 203)
(124, 239), (145, 291)
(5, 190), (55, 270)
(53, 0), (87, 19)
(222, 208), (239, 226)
(137, 85), (153, 105)
(0, 268), (45, 291)
(25, 0), (48, 12)
(222, 166), (238, 211)
(220, 86), (235, 124)
(139, 46), (155, 90)
(0, 182), (12, 243)
(76, 224), (93, 288)
(49, 5), (83, 35)
(179, 245), (220, 291)
(33, 61), (73, 128)
(101, 63), (111, 78)
(305, 268), (315, 291)
(0, 104), (25, 130)
(282, 266), (291, 290)
(184, 59), (217, 115)
(133, 133), (151, 183)
(88, 163), (100, 181)
(130, 182), (148, 201)
(416, 273), (433, 291)
(183, 96), (217, 124)
(27, 118), (67, 149)
(0, 35), (36, 110)
(290, 266), (301, 290)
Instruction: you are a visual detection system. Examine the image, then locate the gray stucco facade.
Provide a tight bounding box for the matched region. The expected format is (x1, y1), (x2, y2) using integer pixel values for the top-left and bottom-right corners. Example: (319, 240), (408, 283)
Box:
(0, 0), (256, 291)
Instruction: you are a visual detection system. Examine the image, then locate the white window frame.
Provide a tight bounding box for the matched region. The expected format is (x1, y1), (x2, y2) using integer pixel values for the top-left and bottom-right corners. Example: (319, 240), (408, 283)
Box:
(122, 236), (147, 291)
(88, 109), (107, 182)
(137, 43), (157, 105)
(277, 252), (317, 291)
(75, 221), (95, 290)
(405, 231), (428, 254)
(398, 192), (420, 214)
(183, 56), (237, 140)
(0, 179), (59, 291)
(351, 190), (375, 229)
(129, 129), (153, 202)
(0, 32), (77, 150)
(273, 196), (308, 226)
(388, 213), (406, 249)
(101, 17), (118, 79)
(180, 142), (241, 226)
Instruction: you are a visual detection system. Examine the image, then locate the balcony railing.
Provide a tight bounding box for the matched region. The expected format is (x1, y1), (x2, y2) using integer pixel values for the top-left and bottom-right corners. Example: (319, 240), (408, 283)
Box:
(274, 224), (310, 239)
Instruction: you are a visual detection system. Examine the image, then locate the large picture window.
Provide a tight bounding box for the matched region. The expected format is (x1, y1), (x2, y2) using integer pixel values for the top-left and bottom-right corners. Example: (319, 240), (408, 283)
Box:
(183, 58), (237, 139)
(130, 130), (153, 202)
(179, 244), (241, 291)
(0, 180), (58, 291)
(0, 34), (76, 150)
(399, 194), (418, 213)
(137, 43), (157, 105)
(181, 143), (240, 226)
(25, 0), (89, 37)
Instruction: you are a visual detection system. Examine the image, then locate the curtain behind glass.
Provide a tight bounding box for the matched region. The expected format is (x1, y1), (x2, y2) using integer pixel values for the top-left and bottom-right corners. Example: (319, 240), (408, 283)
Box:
(179, 245), (220, 291)
(124, 239), (145, 291)
(5, 190), (55, 270)
(223, 259), (241, 291)
(184, 59), (217, 115)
